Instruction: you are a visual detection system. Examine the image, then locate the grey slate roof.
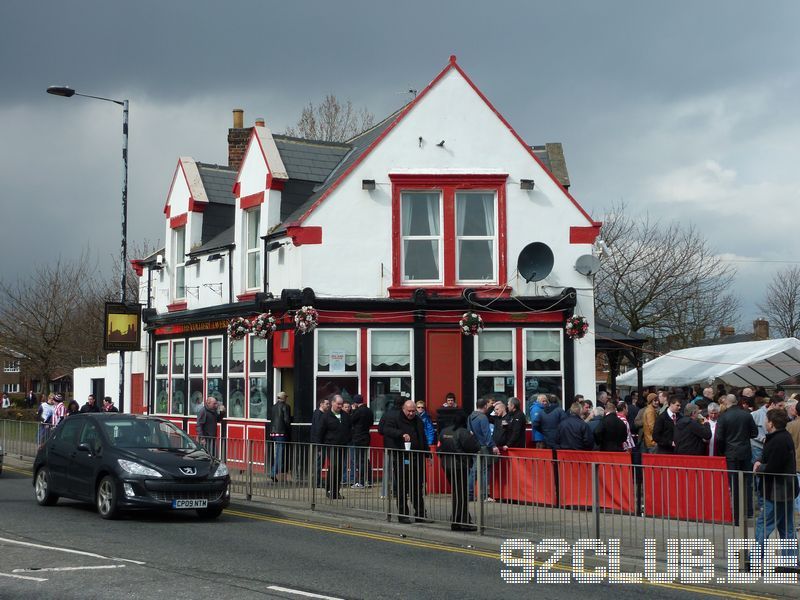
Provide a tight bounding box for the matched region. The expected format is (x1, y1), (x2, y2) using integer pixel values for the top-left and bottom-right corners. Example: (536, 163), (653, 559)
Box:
(272, 137), (350, 183)
(191, 224), (234, 255)
(196, 163), (237, 205)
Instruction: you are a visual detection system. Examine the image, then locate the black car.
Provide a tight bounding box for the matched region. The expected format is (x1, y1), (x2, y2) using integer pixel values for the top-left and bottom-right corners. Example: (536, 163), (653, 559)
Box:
(33, 413), (230, 519)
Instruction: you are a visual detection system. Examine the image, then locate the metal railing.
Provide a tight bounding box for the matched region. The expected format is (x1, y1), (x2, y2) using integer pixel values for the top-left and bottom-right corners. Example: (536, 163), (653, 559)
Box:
(0, 419), (51, 460)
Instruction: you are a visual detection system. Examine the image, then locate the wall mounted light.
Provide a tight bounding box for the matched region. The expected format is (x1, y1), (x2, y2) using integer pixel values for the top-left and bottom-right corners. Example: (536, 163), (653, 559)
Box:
(185, 256), (200, 266)
(362, 179), (376, 190)
(520, 179), (535, 190)
(207, 253), (223, 262)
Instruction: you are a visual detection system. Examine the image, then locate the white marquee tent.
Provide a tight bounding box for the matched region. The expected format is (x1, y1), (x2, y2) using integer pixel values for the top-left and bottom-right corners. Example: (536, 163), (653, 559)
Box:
(616, 337), (800, 388)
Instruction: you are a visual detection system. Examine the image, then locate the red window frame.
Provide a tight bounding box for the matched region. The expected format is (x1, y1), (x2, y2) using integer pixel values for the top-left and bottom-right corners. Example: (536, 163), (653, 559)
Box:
(388, 173), (508, 298)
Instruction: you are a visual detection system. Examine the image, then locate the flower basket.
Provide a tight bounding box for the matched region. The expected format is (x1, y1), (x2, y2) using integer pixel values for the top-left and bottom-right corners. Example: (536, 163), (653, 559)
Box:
(294, 306), (319, 335)
(565, 315), (589, 340)
(252, 312), (277, 340)
(227, 317), (251, 341)
(459, 311), (484, 336)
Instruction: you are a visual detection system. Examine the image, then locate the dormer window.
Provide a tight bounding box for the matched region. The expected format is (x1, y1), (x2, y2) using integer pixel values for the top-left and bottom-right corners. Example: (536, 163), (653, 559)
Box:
(173, 226), (186, 300)
(244, 207), (261, 291)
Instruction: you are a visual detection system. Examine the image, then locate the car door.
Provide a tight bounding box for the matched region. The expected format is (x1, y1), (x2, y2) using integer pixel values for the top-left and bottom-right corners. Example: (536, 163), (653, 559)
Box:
(69, 421), (103, 500)
(46, 418), (84, 495)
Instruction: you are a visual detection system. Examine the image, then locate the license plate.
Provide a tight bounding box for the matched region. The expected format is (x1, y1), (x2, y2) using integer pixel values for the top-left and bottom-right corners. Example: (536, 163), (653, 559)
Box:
(172, 499), (208, 509)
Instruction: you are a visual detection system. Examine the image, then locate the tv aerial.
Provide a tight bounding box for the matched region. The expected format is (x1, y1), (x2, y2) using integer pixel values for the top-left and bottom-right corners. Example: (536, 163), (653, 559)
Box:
(575, 254), (601, 276)
(517, 242), (554, 282)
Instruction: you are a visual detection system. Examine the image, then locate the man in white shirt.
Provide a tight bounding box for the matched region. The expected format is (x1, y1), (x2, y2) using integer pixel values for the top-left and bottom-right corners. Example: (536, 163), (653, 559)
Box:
(706, 402), (720, 456)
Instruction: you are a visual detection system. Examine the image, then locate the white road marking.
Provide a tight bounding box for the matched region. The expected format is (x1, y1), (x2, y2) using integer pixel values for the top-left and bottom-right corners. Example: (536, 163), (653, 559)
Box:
(267, 586), (343, 600)
(0, 537), (145, 565)
(0, 572), (47, 582)
(13, 565), (126, 573)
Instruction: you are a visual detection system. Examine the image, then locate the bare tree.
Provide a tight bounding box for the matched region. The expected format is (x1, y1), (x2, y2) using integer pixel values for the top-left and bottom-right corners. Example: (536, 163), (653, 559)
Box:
(595, 202), (740, 351)
(285, 94), (374, 142)
(757, 265), (800, 338)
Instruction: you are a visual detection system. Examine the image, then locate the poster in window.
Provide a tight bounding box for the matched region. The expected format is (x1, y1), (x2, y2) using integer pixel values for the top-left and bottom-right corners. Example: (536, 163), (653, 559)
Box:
(493, 376), (505, 393)
(390, 377), (401, 392)
(329, 351), (346, 373)
(103, 302), (142, 351)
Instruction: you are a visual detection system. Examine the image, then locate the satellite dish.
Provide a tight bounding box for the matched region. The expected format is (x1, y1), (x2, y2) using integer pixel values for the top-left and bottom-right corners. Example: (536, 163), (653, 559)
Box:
(575, 254), (601, 276)
(517, 242), (554, 282)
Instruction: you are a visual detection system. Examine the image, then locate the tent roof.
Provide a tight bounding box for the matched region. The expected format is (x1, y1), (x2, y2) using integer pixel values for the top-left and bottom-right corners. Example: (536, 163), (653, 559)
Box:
(616, 337), (800, 388)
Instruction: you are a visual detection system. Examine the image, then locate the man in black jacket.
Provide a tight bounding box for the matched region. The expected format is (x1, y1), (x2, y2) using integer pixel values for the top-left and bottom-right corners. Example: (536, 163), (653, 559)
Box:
(557, 402), (594, 450)
(439, 411), (480, 531)
(381, 399), (428, 523)
(310, 397), (330, 486)
(506, 397), (527, 448)
(594, 404), (628, 452)
(269, 391), (292, 481)
(350, 395), (374, 487)
(716, 393), (758, 521)
(79, 394), (102, 414)
(652, 396), (683, 454)
(675, 403), (712, 455)
(318, 395), (352, 499)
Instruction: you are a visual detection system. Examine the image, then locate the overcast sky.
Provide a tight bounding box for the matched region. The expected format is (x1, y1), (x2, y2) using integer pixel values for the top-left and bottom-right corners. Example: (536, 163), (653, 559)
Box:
(1, 0), (798, 332)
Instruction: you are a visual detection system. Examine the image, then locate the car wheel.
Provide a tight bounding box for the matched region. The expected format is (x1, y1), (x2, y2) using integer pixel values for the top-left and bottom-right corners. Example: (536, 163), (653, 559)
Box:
(96, 475), (120, 520)
(34, 467), (59, 506)
(196, 506), (223, 519)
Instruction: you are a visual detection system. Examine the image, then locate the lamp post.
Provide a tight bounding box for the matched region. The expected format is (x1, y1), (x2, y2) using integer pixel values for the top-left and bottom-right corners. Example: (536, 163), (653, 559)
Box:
(47, 86), (129, 412)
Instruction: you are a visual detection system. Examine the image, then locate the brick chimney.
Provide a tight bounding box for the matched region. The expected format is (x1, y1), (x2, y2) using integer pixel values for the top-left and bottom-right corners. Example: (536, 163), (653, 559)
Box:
(753, 318), (769, 340)
(719, 326), (735, 338)
(228, 109), (250, 170)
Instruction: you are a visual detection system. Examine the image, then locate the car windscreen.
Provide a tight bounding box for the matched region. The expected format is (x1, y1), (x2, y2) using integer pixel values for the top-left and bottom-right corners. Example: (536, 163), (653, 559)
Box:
(102, 419), (199, 450)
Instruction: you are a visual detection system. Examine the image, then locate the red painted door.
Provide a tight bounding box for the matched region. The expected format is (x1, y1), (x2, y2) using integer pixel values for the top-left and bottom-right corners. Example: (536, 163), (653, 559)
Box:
(426, 330), (462, 416)
(130, 373), (144, 414)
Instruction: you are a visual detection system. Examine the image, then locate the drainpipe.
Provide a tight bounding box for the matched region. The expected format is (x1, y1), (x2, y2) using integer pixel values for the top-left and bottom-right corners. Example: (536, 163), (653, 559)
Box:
(227, 248), (234, 304)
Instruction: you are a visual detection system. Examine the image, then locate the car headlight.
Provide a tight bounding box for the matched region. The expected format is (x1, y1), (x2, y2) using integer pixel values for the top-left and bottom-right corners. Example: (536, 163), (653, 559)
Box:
(117, 459), (162, 478)
(213, 462), (228, 478)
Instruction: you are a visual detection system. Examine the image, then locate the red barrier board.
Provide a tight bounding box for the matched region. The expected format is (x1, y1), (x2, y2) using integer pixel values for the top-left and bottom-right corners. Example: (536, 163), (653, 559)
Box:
(556, 450), (635, 513)
(642, 454), (732, 524)
(490, 448), (557, 506)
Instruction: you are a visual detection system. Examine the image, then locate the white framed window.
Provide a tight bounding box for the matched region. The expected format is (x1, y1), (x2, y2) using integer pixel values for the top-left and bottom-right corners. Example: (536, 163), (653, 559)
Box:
(228, 337), (245, 418)
(188, 338), (205, 416)
(3, 383), (19, 393)
(475, 329), (515, 403)
(400, 191), (443, 283)
(170, 340), (185, 415)
(249, 335), (269, 420)
(4, 360), (20, 373)
(314, 329), (360, 406)
(523, 329), (564, 410)
(455, 191), (497, 283)
(244, 208), (261, 291)
(368, 329), (413, 423)
(155, 341), (170, 414)
(206, 335), (224, 408)
(173, 226), (186, 300)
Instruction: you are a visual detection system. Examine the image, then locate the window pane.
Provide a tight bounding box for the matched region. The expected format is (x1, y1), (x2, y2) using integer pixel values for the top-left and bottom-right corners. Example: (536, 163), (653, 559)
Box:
(175, 265), (185, 298)
(156, 343), (169, 375)
(401, 192), (440, 236)
(189, 339), (204, 374)
(250, 336), (267, 373)
(403, 239), (440, 281)
(370, 331), (410, 371)
(229, 338), (244, 373)
(457, 240), (493, 281)
(477, 376), (515, 404)
(247, 209), (260, 249)
(315, 377), (358, 405)
(174, 227), (185, 262)
(249, 377), (268, 419)
(171, 379), (185, 414)
(478, 330), (513, 371)
(247, 251), (260, 289)
(172, 341), (185, 374)
(526, 330), (561, 371)
(207, 339), (223, 373)
(189, 379), (204, 415)
(317, 330), (357, 372)
(207, 378), (223, 404)
(228, 378), (245, 418)
(369, 377), (411, 423)
(456, 192), (494, 236)
(524, 375), (563, 404)
(155, 379), (169, 413)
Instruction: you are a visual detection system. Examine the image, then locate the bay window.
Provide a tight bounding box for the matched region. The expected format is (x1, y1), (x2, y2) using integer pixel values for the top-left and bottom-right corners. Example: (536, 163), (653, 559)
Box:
(524, 329), (563, 405)
(369, 329), (413, 422)
(476, 329), (515, 402)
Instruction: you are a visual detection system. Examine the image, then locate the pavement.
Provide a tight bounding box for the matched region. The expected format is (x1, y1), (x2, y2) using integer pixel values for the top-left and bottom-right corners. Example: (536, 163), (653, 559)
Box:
(1, 456), (797, 599)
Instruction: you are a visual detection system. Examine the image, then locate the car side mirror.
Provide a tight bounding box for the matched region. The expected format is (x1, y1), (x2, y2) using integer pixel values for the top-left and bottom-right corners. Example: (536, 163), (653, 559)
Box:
(77, 442), (92, 453)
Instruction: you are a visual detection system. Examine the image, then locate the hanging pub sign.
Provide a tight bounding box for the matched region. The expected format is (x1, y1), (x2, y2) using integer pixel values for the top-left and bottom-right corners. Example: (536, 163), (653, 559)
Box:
(104, 302), (143, 351)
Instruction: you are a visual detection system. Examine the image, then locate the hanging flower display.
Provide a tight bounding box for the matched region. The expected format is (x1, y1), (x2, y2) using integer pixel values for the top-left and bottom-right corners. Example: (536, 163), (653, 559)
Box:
(227, 317), (252, 341)
(459, 311), (484, 336)
(565, 315), (589, 340)
(252, 312), (278, 339)
(294, 306), (319, 335)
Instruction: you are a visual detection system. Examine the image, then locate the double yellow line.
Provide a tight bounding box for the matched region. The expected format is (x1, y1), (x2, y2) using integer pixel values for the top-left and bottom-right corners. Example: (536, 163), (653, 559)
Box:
(225, 508), (777, 600)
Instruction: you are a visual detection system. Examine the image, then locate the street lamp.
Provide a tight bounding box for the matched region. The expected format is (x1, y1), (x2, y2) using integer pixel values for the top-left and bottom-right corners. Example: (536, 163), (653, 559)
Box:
(47, 85), (129, 412)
